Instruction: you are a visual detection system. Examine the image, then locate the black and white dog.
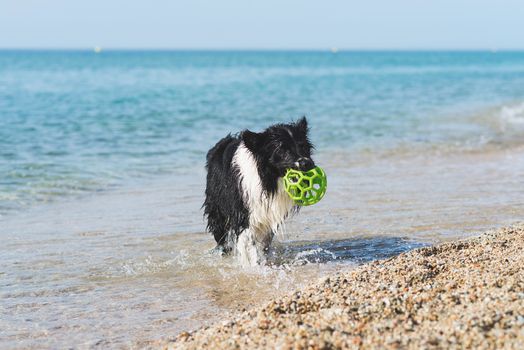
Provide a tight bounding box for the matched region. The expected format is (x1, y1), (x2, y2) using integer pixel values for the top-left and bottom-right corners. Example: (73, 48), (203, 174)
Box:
(204, 117), (315, 264)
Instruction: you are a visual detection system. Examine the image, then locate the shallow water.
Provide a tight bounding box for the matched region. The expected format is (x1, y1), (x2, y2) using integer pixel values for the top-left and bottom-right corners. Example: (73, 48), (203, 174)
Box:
(1, 51), (524, 349)
(2, 147), (524, 348)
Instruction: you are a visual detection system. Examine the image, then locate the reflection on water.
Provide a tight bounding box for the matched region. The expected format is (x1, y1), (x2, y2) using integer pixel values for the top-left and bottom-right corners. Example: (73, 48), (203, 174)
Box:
(1, 146), (524, 348)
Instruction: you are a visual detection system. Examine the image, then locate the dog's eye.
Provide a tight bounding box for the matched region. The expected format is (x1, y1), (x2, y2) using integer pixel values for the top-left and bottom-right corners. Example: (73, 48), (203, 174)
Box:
(296, 141), (308, 150)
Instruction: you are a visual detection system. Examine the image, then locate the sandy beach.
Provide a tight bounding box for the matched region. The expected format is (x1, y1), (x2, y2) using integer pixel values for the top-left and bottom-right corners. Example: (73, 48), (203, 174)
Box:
(167, 223), (524, 349)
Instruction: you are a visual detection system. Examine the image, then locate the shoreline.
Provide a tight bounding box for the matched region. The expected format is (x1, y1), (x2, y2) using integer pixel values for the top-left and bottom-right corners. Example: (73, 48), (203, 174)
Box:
(166, 223), (524, 349)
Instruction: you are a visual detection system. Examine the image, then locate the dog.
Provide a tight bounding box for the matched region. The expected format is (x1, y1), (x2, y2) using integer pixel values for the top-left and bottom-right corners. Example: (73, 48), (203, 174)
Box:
(203, 117), (315, 265)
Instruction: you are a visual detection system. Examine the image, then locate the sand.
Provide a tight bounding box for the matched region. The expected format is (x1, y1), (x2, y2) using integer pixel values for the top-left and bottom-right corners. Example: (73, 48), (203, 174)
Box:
(165, 224), (524, 349)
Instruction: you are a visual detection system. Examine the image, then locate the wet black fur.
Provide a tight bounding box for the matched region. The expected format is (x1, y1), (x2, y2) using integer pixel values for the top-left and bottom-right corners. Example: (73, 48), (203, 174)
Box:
(203, 117), (315, 252)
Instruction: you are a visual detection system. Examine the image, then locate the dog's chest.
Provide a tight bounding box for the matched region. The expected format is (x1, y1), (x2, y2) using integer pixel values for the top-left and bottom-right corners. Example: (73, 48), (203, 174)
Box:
(249, 180), (294, 233)
(232, 143), (294, 233)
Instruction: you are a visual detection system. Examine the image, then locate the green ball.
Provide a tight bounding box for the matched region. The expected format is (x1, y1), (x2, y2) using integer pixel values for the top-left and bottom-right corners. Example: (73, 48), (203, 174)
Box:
(283, 166), (327, 206)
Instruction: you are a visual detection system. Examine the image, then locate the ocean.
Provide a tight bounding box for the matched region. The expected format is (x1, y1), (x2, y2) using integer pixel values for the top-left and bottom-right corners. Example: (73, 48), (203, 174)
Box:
(1, 50), (524, 348)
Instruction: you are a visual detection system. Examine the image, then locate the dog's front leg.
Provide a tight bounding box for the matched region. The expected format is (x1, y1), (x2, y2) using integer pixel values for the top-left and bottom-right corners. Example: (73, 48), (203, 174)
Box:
(235, 229), (269, 266)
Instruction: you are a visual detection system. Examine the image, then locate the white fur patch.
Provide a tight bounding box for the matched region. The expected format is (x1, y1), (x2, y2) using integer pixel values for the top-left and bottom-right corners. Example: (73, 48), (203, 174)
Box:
(232, 142), (295, 265)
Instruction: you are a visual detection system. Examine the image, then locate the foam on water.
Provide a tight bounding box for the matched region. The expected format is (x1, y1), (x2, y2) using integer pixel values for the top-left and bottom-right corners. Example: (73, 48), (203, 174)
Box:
(500, 102), (524, 124)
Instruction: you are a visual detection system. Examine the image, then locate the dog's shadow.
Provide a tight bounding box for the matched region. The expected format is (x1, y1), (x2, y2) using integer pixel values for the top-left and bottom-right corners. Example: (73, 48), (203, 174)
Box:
(267, 236), (427, 266)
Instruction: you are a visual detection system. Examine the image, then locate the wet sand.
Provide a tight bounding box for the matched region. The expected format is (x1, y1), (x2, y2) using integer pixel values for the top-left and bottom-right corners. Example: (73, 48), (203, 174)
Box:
(167, 223), (524, 349)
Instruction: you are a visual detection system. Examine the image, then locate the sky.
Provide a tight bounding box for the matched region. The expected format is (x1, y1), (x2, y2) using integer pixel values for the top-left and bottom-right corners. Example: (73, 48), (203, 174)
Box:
(0, 0), (523, 50)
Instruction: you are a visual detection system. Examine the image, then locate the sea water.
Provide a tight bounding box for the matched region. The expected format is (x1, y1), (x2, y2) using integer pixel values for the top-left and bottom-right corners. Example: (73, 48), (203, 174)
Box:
(1, 51), (524, 348)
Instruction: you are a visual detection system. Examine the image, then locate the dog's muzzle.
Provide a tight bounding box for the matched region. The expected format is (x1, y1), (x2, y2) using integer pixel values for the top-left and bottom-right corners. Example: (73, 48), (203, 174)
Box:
(295, 157), (315, 171)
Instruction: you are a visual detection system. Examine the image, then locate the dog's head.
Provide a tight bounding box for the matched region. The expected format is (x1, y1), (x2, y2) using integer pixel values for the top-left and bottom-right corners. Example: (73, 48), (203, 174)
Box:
(242, 117), (315, 176)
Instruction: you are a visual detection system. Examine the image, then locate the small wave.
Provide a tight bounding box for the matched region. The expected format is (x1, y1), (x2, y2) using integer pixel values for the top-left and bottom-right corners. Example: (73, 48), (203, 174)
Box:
(499, 102), (524, 124)
(268, 236), (426, 267)
(293, 248), (338, 264)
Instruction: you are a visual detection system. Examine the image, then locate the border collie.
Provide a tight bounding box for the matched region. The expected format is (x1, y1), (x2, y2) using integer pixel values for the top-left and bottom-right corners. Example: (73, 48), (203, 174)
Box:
(204, 117), (315, 265)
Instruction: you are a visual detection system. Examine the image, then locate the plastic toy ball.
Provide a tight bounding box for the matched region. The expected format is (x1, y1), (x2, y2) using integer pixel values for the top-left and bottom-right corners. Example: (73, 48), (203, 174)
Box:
(283, 166), (327, 206)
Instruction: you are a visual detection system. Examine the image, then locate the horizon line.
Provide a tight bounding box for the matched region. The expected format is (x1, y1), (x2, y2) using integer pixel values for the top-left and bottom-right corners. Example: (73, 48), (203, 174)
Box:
(0, 47), (523, 52)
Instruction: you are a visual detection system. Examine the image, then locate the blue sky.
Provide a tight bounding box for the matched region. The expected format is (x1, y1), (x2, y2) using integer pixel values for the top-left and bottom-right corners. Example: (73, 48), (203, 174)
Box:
(0, 0), (523, 49)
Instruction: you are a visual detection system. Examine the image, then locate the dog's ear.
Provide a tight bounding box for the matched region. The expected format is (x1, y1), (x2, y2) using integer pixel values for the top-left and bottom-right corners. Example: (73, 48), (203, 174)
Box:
(242, 130), (263, 151)
(296, 116), (309, 134)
